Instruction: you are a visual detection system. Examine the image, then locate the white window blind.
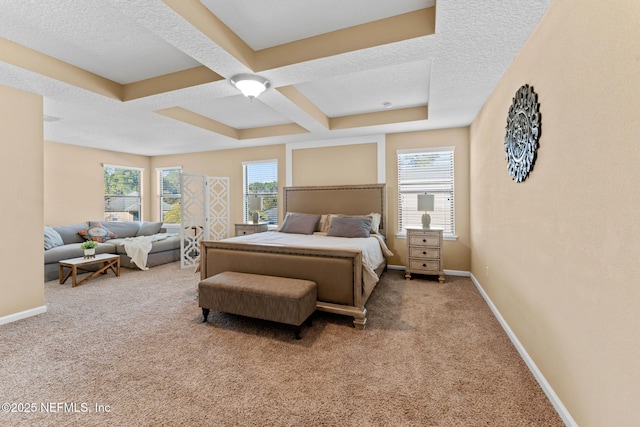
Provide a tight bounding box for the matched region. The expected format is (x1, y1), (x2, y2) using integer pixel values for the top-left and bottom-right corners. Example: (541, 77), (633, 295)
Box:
(243, 160), (278, 225)
(397, 148), (455, 235)
(158, 167), (181, 224)
(104, 165), (142, 222)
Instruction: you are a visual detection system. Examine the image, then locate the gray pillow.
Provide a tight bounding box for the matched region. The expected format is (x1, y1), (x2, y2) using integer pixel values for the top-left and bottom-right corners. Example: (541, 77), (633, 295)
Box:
(279, 212), (320, 235)
(136, 221), (163, 236)
(327, 216), (372, 238)
(52, 222), (89, 244)
(44, 226), (64, 250)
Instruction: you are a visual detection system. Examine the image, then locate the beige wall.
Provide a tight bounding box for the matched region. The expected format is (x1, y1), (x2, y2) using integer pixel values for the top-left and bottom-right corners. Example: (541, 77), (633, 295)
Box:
(151, 144), (286, 227)
(0, 85), (45, 318)
(469, 0), (640, 425)
(386, 128), (471, 271)
(44, 141), (151, 225)
(291, 143), (378, 186)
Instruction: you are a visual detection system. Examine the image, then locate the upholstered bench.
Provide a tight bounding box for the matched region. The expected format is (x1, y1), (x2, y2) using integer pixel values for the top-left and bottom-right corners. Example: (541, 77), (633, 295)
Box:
(199, 271), (317, 339)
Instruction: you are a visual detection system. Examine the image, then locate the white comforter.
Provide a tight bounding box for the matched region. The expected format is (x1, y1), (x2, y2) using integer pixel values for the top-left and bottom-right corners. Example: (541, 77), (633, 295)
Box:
(123, 233), (176, 270)
(223, 231), (393, 289)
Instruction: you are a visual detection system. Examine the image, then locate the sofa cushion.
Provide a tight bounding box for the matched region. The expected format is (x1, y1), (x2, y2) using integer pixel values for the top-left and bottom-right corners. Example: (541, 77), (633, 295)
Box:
(52, 222), (89, 245)
(89, 221), (140, 238)
(79, 223), (117, 243)
(44, 226), (64, 250)
(136, 221), (163, 237)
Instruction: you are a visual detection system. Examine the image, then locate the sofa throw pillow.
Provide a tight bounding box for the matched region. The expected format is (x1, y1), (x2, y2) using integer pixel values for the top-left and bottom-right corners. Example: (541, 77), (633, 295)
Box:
(53, 222), (89, 245)
(327, 216), (372, 238)
(279, 212), (320, 235)
(78, 223), (117, 243)
(90, 221), (140, 238)
(44, 226), (64, 250)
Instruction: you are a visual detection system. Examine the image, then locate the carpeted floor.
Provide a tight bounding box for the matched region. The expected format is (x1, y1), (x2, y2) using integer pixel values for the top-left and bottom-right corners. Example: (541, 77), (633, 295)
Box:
(0, 262), (563, 426)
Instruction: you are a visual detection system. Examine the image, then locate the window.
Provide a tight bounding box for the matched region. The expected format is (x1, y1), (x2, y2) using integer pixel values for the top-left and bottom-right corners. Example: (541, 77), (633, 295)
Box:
(243, 160), (278, 225)
(104, 165), (142, 222)
(158, 167), (182, 224)
(397, 147), (455, 236)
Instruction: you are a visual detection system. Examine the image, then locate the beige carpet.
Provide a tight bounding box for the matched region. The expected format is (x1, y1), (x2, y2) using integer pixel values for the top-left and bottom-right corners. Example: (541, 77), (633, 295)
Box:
(0, 263), (562, 426)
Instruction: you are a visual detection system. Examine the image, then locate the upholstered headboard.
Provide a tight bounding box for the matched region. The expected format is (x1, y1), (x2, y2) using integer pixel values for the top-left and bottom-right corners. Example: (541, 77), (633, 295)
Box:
(283, 184), (386, 235)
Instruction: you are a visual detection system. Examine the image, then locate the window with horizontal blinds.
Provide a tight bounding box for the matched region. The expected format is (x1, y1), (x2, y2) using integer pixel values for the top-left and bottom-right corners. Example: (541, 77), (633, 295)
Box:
(104, 165), (142, 222)
(397, 148), (455, 235)
(243, 160), (278, 225)
(158, 167), (181, 224)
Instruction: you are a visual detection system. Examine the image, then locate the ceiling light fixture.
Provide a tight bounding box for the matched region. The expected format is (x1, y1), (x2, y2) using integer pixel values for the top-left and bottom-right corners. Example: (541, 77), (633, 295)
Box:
(230, 73), (270, 100)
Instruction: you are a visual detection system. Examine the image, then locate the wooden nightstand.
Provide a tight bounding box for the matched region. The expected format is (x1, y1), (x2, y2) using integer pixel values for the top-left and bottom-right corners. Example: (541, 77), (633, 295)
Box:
(235, 222), (268, 236)
(405, 227), (444, 283)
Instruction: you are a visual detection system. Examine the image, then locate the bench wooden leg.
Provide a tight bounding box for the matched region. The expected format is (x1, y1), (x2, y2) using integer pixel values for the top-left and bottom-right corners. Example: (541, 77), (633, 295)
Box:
(202, 308), (210, 323)
(293, 325), (302, 340)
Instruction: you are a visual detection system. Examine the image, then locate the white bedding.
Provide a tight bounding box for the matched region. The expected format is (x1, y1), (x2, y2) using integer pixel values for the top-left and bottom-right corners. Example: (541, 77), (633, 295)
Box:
(223, 231), (393, 289)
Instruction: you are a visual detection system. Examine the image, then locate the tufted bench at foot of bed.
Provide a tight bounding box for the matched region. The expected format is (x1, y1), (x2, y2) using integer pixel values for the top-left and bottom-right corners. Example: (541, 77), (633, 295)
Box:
(199, 271), (317, 339)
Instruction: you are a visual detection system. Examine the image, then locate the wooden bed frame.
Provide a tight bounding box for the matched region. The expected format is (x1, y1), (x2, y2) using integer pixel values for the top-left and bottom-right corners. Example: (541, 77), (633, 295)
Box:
(200, 183), (386, 329)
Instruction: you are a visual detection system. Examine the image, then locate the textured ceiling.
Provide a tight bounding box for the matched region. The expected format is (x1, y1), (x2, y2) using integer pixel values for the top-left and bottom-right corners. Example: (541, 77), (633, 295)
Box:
(0, 0), (552, 156)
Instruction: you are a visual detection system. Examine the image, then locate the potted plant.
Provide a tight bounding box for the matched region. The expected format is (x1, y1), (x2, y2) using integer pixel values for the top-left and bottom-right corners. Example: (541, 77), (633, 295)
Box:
(80, 240), (99, 258)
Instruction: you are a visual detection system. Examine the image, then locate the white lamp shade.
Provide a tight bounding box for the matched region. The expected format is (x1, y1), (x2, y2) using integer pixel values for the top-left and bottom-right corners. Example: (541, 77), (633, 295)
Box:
(230, 74), (270, 99)
(248, 195), (262, 211)
(417, 194), (434, 211)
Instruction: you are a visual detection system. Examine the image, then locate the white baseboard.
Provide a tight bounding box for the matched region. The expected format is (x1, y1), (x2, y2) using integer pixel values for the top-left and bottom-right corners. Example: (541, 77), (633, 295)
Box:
(469, 273), (576, 427)
(386, 265), (469, 278)
(0, 305), (47, 326)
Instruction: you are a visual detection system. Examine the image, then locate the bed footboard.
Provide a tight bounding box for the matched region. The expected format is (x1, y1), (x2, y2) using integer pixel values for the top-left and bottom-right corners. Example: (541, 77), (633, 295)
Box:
(200, 240), (368, 329)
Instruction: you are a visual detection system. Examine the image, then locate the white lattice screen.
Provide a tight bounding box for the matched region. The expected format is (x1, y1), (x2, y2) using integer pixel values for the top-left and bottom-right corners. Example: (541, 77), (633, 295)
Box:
(180, 174), (230, 268)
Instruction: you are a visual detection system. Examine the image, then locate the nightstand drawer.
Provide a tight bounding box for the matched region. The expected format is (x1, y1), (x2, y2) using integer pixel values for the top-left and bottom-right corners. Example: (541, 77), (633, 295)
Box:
(408, 259), (440, 272)
(236, 226), (255, 235)
(409, 247), (440, 259)
(235, 223), (268, 236)
(409, 233), (440, 247)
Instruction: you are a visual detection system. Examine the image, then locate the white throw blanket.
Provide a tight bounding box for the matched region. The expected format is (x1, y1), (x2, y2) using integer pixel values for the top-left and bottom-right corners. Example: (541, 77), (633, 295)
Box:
(123, 233), (175, 270)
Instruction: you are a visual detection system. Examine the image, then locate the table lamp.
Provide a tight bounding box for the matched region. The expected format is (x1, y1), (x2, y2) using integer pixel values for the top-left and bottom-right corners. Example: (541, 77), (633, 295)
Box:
(417, 194), (435, 229)
(248, 196), (262, 224)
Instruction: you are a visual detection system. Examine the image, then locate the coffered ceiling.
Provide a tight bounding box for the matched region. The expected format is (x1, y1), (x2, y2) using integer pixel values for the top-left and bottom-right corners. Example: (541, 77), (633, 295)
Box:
(0, 0), (551, 156)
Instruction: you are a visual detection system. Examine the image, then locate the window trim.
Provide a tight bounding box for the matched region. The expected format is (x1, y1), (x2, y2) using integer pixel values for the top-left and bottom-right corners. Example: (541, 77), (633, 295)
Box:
(242, 159), (278, 225)
(103, 164), (144, 222)
(156, 166), (182, 225)
(396, 147), (457, 240)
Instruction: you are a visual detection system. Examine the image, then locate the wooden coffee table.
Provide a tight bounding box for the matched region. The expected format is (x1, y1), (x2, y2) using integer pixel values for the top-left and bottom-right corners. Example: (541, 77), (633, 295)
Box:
(59, 253), (120, 287)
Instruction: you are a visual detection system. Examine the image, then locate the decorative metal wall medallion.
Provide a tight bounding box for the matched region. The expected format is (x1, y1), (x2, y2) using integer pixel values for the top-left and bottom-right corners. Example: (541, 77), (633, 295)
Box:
(504, 84), (541, 183)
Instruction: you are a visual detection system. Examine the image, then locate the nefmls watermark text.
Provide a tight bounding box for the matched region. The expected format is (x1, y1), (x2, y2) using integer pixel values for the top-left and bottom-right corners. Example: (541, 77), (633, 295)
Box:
(2, 402), (111, 413)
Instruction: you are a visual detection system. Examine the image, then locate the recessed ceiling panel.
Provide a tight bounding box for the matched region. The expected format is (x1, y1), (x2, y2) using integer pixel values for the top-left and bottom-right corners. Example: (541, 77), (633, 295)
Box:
(0, 0), (200, 84)
(295, 60), (431, 118)
(182, 95), (293, 129)
(201, 0), (434, 50)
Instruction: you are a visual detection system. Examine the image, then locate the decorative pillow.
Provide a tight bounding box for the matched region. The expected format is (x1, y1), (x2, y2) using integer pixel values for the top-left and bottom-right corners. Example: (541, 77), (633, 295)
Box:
(90, 221), (140, 238)
(320, 214), (338, 233)
(78, 223), (117, 243)
(327, 216), (372, 238)
(368, 212), (382, 234)
(280, 212), (321, 235)
(44, 226), (64, 250)
(136, 221), (163, 236)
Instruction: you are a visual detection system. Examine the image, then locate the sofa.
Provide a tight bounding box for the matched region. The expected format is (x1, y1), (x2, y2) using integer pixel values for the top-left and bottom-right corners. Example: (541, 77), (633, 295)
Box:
(44, 221), (181, 281)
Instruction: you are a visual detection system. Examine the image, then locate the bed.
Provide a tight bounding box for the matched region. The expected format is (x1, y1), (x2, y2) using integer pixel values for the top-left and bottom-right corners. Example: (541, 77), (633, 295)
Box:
(199, 184), (391, 329)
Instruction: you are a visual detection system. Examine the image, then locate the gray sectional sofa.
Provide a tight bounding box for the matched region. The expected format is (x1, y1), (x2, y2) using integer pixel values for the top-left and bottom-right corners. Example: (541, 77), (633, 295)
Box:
(44, 221), (181, 281)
